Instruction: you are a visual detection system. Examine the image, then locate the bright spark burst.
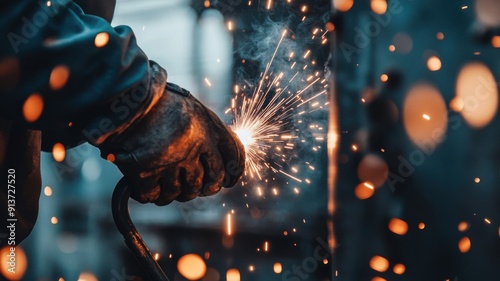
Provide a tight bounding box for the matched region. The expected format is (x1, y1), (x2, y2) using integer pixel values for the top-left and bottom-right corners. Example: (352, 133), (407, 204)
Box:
(229, 28), (328, 183)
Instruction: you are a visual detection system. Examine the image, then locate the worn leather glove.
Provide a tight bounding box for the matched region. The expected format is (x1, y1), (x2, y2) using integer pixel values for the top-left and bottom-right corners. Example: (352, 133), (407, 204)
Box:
(99, 69), (245, 205)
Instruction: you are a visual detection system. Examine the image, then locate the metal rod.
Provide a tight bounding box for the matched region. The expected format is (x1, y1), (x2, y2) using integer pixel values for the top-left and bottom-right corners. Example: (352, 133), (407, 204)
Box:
(112, 178), (170, 281)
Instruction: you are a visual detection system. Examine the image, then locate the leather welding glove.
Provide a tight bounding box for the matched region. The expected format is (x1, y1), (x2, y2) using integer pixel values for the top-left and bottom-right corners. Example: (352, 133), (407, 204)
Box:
(99, 67), (245, 205)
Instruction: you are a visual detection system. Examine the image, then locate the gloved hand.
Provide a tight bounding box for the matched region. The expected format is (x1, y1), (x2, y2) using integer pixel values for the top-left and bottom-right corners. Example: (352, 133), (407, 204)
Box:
(99, 67), (245, 205)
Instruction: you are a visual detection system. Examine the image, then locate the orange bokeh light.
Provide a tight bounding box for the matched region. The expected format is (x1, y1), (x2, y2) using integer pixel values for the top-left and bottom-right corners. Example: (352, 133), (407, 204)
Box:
(371, 0), (388, 14)
(94, 32), (109, 48)
(49, 65), (70, 90)
(458, 237), (471, 253)
(357, 154), (389, 188)
(388, 218), (409, 235)
(0, 246), (27, 281)
(370, 255), (389, 273)
(403, 83), (447, 152)
(355, 182), (375, 200)
(393, 263), (406, 275)
(23, 93), (44, 123)
(52, 143), (66, 162)
(427, 56), (442, 71)
(455, 62), (498, 129)
(334, 0), (354, 12)
(177, 254), (207, 280)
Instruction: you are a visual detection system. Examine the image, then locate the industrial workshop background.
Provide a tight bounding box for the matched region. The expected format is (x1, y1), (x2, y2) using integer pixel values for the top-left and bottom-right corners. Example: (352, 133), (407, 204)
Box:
(3, 0), (500, 280)
(331, 0), (500, 280)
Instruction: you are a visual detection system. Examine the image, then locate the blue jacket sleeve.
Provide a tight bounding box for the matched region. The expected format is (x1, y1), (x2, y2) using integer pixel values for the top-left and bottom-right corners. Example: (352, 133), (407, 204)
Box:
(0, 0), (165, 148)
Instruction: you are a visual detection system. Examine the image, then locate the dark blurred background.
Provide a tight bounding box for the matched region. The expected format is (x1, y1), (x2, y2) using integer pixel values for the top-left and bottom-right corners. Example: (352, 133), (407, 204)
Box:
(332, 0), (500, 280)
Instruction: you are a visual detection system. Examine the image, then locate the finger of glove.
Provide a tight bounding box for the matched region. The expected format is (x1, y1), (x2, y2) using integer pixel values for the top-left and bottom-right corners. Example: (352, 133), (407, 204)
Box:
(128, 175), (161, 203)
(176, 160), (204, 202)
(112, 151), (163, 203)
(194, 100), (245, 187)
(199, 152), (225, 196)
(218, 127), (246, 187)
(154, 168), (182, 206)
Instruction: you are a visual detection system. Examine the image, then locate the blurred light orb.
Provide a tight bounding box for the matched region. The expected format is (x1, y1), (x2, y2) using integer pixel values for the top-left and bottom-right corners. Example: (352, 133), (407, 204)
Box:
(202, 268), (220, 281)
(458, 221), (469, 232)
(334, 0), (354, 12)
(458, 237), (471, 253)
(77, 272), (97, 281)
(0, 57), (20, 91)
(355, 182), (375, 200)
(449, 97), (465, 112)
(273, 262), (282, 274)
(427, 56), (442, 71)
(371, 277), (387, 281)
(49, 65), (70, 90)
(369, 255), (389, 272)
(52, 143), (66, 162)
(475, 0), (500, 27)
(82, 158), (101, 181)
(357, 154), (389, 188)
(325, 22), (335, 32)
(403, 84), (448, 151)
(455, 62), (498, 129)
(94, 32), (109, 48)
(492, 36), (500, 48)
(392, 32), (413, 54)
(226, 268), (240, 281)
(44, 186), (53, 196)
(388, 218), (409, 235)
(393, 263), (406, 275)
(0, 246), (27, 280)
(371, 0), (388, 14)
(177, 254), (207, 280)
(57, 233), (79, 254)
(23, 93), (44, 122)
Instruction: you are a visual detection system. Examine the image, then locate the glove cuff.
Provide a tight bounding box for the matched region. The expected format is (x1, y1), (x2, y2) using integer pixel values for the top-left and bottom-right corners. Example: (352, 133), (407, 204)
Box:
(89, 61), (167, 146)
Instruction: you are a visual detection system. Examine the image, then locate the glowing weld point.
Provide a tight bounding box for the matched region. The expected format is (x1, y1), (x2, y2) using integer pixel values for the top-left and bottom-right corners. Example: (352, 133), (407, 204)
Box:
(234, 128), (255, 148)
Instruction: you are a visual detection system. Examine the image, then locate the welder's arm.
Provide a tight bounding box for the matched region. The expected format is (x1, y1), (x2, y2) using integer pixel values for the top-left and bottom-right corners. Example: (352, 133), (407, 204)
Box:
(0, 0), (245, 204)
(0, 0), (156, 145)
